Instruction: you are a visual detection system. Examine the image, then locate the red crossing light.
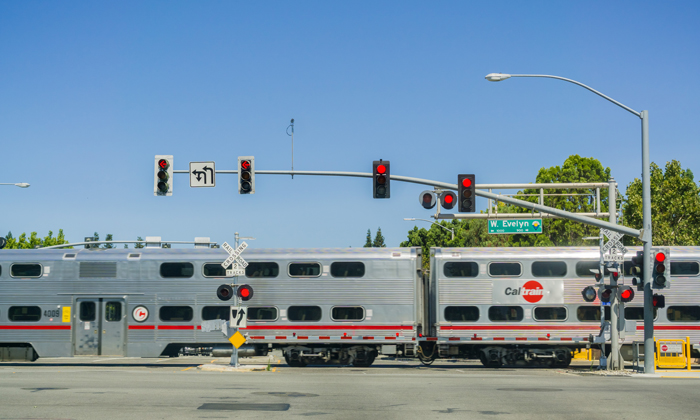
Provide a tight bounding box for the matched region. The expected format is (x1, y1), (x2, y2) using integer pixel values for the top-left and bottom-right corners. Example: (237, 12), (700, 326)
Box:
(620, 286), (635, 303)
(237, 284), (254, 301)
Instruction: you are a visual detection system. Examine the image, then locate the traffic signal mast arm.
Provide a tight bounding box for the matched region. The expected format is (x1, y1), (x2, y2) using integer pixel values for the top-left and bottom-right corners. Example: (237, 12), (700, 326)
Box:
(170, 168), (640, 240)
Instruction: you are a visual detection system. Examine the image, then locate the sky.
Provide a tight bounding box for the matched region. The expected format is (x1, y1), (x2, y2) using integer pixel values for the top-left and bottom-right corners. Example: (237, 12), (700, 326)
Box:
(1, 1), (699, 249)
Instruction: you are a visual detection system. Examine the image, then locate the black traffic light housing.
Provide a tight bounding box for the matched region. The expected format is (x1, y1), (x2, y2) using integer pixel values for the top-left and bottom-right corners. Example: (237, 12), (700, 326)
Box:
(440, 191), (457, 210)
(419, 190), (437, 209)
(630, 251), (644, 289)
(237, 284), (254, 301)
(154, 155), (173, 196)
(457, 174), (475, 212)
(238, 156), (255, 194)
(217, 284), (254, 302)
(652, 247), (670, 289)
(581, 286), (597, 302)
(217, 284), (234, 301)
(373, 160), (390, 198)
(600, 288), (613, 304)
(652, 293), (666, 308)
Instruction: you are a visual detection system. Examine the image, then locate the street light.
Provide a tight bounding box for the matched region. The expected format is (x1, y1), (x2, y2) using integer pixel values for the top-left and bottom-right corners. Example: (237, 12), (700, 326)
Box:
(0, 183), (30, 188)
(486, 72), (653, 373)
(404, 218), (455, 241)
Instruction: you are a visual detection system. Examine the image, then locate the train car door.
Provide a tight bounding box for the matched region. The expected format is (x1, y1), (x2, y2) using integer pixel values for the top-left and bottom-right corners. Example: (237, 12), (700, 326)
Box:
(74, 298), (126, 356)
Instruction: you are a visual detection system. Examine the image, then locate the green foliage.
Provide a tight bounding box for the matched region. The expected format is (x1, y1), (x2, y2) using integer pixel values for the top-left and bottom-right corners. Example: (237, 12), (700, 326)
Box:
(623, 160), (700, 246)
(104, 233), (115, 249)
(508, 154), (611, 246)
(364, 229), (372, 248)
(372, 227), (386, 247)
(135, 236), (145, 249)
(3, 229), (70, 249)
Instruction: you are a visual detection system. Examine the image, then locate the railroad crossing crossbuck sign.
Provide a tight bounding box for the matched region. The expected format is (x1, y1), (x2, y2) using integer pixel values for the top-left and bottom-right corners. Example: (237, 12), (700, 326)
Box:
(221, 241), (248, 277)
(601, 228), (627, 261)
(189, 161), (216, 187)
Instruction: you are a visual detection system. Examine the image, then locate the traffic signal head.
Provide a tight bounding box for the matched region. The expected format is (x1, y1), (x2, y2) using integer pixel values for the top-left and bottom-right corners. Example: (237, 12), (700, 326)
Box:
(440, 191), (457, 210)
(217, 284), (234, 301)
(652, 293), (666, 308)
(154, 155), (173, 196)
(237, 284), (254, 301)
(238, 156), (255, 194)
(630, 250), (644, 286)
(419, 190), (437, 209)
(457, 174), (475, 212)
(373, 160), (390, 198)
(619, 286), (635, 303)
(652, 247), (670, 289)
(581, 286), (597, 302)
(600, 288), (613, 304)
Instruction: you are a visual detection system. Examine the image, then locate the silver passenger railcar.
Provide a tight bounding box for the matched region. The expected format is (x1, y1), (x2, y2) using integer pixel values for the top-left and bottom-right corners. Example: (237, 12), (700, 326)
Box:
(422, 246), (700, 367)
(0, 247), (424, 365)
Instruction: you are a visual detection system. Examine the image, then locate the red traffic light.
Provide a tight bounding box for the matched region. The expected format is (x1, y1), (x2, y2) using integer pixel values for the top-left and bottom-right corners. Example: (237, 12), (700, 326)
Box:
(440, 191), (457, 210)
(655, 252), (666, 263)
(620, 286), (635, 303)
(158, 159), (169, 169)
(237, 284), (254, 301)
(376, 164), (387, 174)
(462, 178), (472, 188)
(652, 294), (666, 308)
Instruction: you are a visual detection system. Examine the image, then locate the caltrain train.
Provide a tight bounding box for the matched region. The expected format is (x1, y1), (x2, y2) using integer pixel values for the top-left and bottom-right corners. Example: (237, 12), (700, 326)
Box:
(1, 245), (698, 367)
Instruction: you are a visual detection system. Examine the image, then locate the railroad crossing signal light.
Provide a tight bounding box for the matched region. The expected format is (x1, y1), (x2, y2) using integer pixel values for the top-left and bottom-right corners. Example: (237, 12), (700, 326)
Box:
(630, 251), (644, 287)
(619, 286), (635, 303)
(581, 286), (597, 302)
(419, 190), (437, 209)
(238, 156), (255, 194)
(600, 288), (613, 304)
(217, 284), (234, 301)
(440, 191), (457, 210)
(237, 284), (254, 301)
(373, 160), (390, 198)
(154, 155), (173, 196)
(652, 247), (670, 289)
(457, 174), (475, 212)
(652, 293), (666, 308)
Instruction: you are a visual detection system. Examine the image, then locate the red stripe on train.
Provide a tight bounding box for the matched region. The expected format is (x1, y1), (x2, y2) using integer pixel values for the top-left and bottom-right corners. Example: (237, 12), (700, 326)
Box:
(0, 325), (71, 330)
(241, 325), (413, 330)
(157, 325), (195, 330)
(128, 325), (155, 330)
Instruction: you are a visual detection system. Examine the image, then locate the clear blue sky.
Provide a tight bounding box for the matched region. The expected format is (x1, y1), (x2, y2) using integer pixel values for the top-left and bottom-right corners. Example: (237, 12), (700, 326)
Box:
(2, 1), (699, 248)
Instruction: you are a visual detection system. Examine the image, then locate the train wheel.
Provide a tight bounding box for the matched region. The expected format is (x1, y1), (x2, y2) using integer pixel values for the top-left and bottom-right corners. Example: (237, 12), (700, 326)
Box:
(284, 354), (307, 367)
(480, 352), (502, 368)
(352, 354), (375, 368)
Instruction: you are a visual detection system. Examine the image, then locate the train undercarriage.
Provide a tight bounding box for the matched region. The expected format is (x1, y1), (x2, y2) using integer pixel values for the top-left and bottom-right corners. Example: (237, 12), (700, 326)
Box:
(419, 342), (574, 368)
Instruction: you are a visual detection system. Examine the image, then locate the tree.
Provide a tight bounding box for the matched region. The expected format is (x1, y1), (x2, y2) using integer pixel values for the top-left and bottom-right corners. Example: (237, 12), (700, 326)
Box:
(3, 230), (70, 249)
(364, 229), (372, 247)
(508, 154), (612, 246)
(135, 236), (145, 249)
(104, 234), (115, 249)
(372, 228), (386, 247)
(623, 160), (700, 246)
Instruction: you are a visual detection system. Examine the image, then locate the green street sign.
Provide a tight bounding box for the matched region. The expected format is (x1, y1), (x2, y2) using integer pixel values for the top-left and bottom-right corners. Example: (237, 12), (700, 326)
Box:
(488, 219), (542, 234)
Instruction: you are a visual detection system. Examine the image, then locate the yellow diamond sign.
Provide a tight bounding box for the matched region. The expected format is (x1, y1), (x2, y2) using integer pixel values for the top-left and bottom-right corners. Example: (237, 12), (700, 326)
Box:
(229, 331), (246, 349)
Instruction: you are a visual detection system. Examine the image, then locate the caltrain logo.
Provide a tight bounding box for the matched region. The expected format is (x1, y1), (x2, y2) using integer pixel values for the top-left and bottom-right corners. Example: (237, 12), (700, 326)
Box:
(132, 306), (149, 322)
(504, 281), (544, 303)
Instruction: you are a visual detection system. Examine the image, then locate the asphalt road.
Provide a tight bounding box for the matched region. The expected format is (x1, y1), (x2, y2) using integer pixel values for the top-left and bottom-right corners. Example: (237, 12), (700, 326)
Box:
(1, 356), (699, 420)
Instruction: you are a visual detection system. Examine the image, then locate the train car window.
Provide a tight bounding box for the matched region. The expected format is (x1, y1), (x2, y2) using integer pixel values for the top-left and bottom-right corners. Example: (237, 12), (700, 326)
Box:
(444, 306), (479, 322)
(625, 306), (658, 320)
(10, 263), (42, 278)
(330, 262), (365, 278)
(288, 306), (322, 321)
(105, 302), (122, 321)
(667, 306), (700, 322)
(289, 263), (321, 278)
(9, 306), (41, 322)
(202, 263), (227, 277)
(160, 306), (194, 322)
(331, 306), (364, 321)
(671, 261), (700, 276)
(80, 302), (96, 322)
(488, 306), (523, 321)
(202, 306), (229, 320)
(488, 263), (522, 277)
(443, 262), (478, 278)
(576, 306), (611, 321)
(575, 261), (610, 277)
(0, 265), (2, 276)
(533, 307), (567, 321)
(160, 263), (194, 278)
(248, 307), (278, 321)
(531, 262), (567, 277)
(246, 262), (279, 278)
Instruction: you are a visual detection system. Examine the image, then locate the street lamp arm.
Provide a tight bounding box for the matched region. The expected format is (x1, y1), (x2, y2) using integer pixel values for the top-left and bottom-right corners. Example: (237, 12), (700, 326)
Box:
(404, 218), (455, 241)
(509, 74), (641, 117)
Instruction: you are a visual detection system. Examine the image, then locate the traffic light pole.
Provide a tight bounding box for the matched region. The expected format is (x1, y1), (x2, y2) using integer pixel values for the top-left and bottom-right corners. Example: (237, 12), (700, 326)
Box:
(229, 293), (240, 368)
(641, 111), (654, 374)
